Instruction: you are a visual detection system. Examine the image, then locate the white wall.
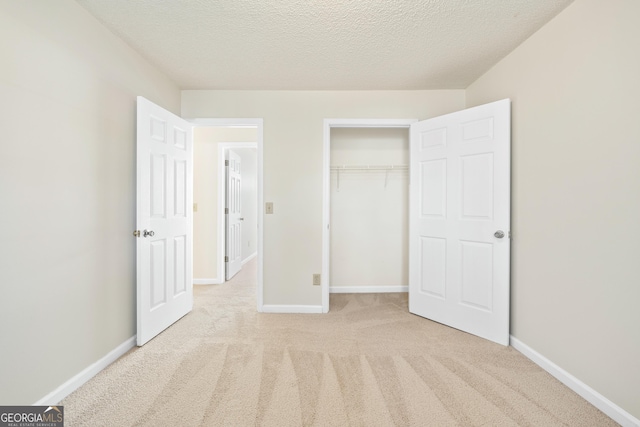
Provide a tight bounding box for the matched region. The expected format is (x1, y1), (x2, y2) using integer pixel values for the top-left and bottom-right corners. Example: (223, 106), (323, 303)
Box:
(466, 0), (640, 419)
(193, 128), (257, 280)
(0, 0), (180, 404)
(182, 90), (465, 305)
(193, 134), (217, 280)
(330, 128), (408, 290)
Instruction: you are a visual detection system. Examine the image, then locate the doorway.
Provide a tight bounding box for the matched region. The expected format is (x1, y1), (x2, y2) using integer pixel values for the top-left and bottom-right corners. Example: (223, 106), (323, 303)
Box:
(190, 119), (264, 311)
(329, 127), (410, 293)
(322, 119), (417, 312)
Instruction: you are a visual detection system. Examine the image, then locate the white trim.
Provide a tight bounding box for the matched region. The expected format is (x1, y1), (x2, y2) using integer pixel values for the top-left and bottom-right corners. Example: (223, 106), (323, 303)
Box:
(261, 305), (324, 314)
(192, 251), (256, 287)
(34, 336), (136, 405)
(330, 285), (408, 293)
(322, 120), (331, 313)
(242, 251), (257, 265)
(193, 278), (223, 285)
(510, 336), (639, 427)
(326, 118), (419, 128)
(190, 118), (259, 128)
(322, 118), (417, 314)
(188, 118), (264, 312)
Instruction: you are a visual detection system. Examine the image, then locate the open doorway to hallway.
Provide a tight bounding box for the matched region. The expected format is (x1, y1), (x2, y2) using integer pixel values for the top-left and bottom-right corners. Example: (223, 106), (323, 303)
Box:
(192, 125), (260, 302)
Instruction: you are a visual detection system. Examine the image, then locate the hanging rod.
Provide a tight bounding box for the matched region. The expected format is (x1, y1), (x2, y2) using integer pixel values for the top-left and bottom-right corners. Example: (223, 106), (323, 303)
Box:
(330, 164), (408, 171)
(331, 164), (408, 191)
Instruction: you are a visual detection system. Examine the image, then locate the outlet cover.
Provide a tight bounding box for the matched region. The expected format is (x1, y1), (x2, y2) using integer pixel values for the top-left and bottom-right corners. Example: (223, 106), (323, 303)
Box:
(312, 274), (321, 286)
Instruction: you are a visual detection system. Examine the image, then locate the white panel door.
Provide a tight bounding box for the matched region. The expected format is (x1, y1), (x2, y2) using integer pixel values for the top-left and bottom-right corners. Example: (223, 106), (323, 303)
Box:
(136, 96), (193, 346)
(409, 99), (511, 345)
(225, 150), (242, 280)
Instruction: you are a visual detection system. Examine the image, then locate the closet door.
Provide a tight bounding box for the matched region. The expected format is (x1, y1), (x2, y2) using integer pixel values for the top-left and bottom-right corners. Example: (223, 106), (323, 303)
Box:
(409, 99), (511, 346)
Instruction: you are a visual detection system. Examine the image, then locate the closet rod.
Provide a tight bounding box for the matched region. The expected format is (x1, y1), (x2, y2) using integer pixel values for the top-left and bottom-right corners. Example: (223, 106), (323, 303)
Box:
(330, 164), (408, 171)
(331, 164), (408, 191)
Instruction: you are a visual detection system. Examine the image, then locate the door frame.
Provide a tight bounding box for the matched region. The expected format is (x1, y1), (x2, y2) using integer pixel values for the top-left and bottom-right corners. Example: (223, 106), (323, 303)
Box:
(219, 142), (258, 281)
(189, 118), (264, 312)
(322, 118), (417, 313)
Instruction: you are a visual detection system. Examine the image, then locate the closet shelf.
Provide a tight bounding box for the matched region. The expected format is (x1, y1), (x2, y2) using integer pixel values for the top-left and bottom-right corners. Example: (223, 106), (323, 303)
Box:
(331, 164), (409, 191)
(330, 164), (408, 171)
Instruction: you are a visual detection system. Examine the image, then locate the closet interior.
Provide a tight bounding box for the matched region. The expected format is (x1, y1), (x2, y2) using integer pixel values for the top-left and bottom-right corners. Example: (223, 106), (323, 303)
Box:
(329, 127), (409, 292)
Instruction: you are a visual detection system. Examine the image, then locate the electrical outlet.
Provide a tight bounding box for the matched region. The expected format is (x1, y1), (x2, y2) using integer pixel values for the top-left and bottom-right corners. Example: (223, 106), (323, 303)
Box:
(312, 274), (321, 286)
(265, 202), (274, 214)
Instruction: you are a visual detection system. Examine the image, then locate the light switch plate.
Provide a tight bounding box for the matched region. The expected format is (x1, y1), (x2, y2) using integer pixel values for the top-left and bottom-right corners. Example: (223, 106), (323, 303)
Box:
(265, 202), (274, 214)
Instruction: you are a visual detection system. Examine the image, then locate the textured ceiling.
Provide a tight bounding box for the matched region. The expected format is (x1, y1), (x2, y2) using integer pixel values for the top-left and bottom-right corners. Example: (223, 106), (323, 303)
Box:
(75, 0), (574, 90)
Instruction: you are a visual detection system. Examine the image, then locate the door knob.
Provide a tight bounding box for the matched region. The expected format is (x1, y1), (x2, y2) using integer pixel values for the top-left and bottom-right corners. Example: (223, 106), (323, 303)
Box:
(494, 230), (505, 239)
(143, 230), (155, 237)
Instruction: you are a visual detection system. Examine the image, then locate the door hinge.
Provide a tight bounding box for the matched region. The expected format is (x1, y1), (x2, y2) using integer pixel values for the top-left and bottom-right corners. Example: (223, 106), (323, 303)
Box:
(225, 208), (229, 214)
(133, 230), (140, 237)
(225, 160), (229, 166)
(225, 256), (229, 262)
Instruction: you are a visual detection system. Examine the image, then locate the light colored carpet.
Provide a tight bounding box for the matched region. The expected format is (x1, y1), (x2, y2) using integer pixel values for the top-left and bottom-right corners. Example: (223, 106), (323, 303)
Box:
(62, 260), (617, 426)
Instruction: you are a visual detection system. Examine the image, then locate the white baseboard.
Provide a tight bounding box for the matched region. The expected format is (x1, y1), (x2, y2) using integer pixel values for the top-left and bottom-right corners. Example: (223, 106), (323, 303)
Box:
(261, 304), (323, 314)
(193, 278), (223, 285)
(330, 285), (408, 293)
(195, 255), (255, 285)
(34, 335), (136, 405)
(510, 336), (639, 427)
(242, 252), (257, 265)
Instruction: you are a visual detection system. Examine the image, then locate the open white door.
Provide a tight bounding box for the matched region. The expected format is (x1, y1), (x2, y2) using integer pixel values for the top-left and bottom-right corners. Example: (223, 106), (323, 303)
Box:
(225, 150), (242, 280)
(409, 99), (511, 346)
(136, 96), (193, 346)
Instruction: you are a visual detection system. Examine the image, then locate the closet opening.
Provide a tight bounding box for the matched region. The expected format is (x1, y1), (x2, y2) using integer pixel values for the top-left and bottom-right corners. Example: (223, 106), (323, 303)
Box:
(322, 119), (417, 312)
